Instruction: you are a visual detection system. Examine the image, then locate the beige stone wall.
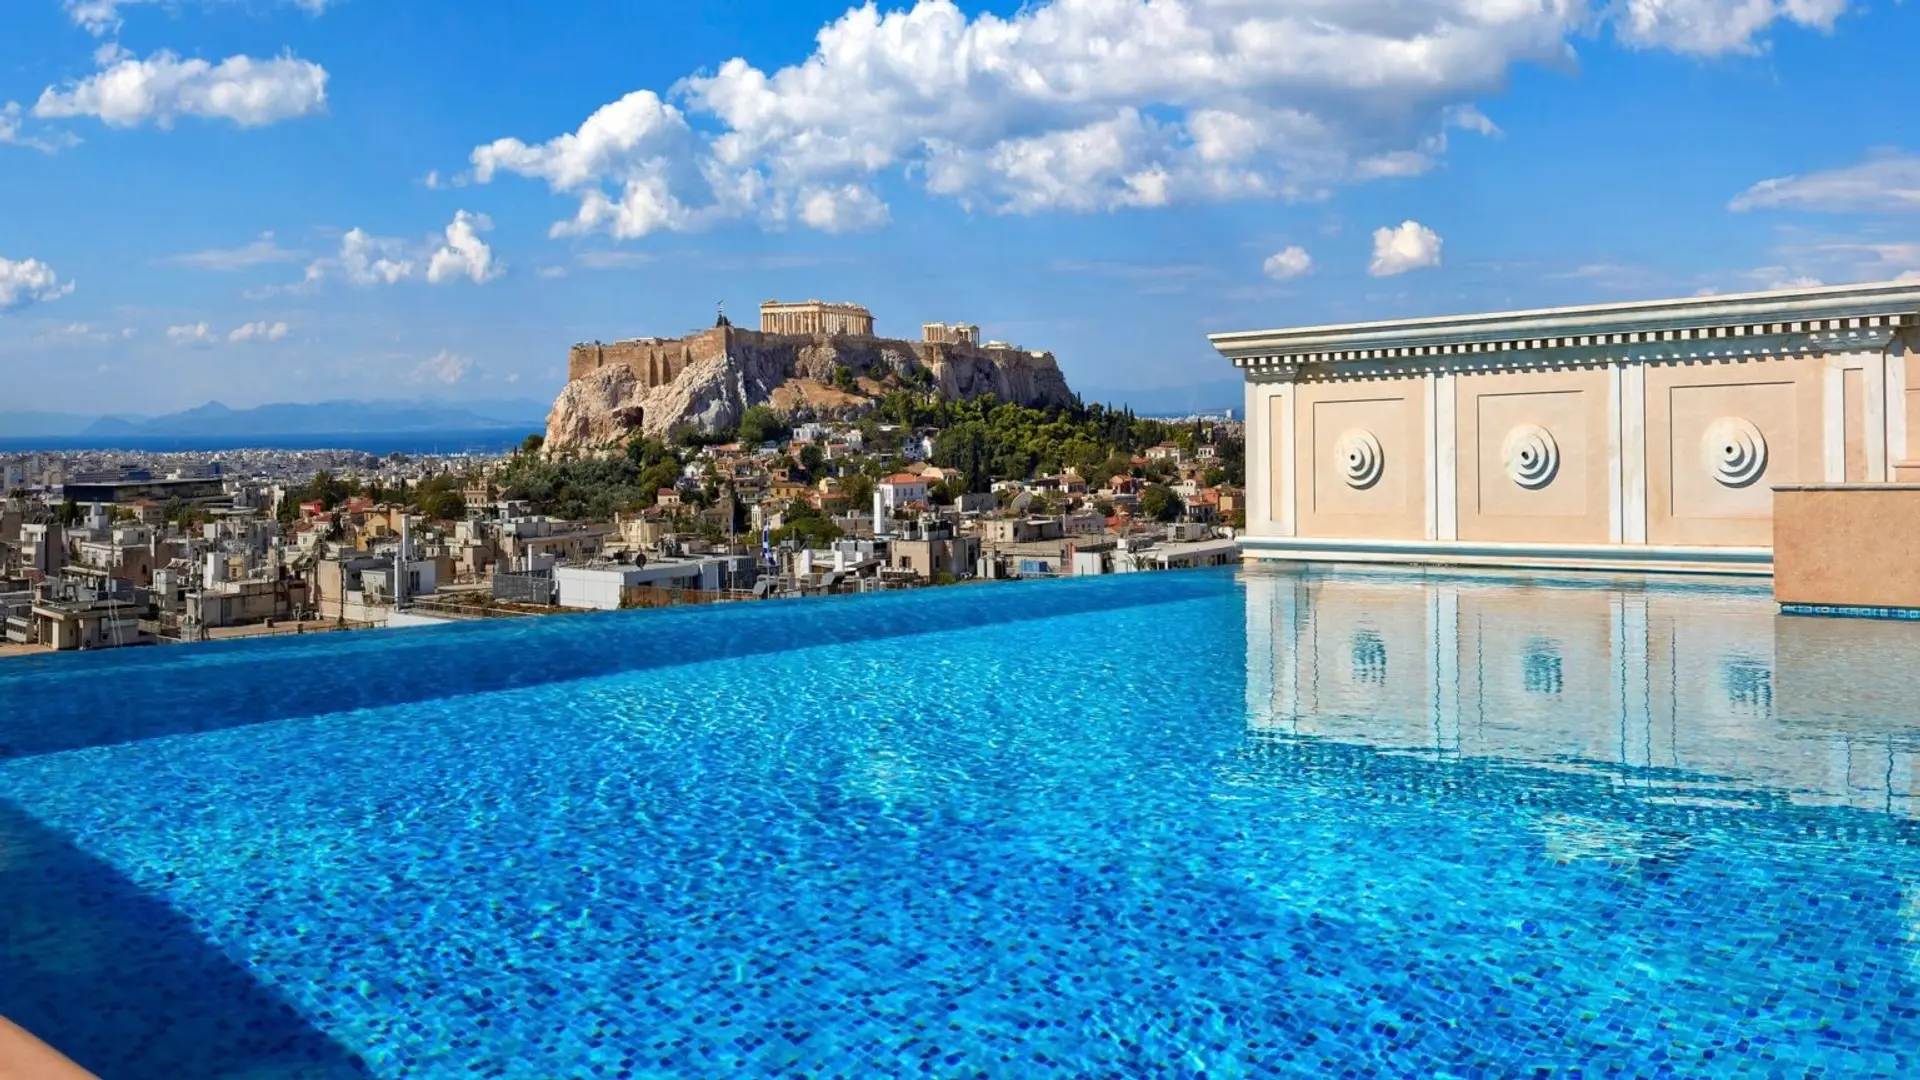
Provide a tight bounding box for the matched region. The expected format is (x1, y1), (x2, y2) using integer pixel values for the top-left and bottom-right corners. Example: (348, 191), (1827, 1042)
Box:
(1253, 349), (1898, 559)
(1455, 368), (1611, 544)
(1644, 355), (1827, 547)
(1290, 377), (1428, 540)
(1773, 486), (1920, 608)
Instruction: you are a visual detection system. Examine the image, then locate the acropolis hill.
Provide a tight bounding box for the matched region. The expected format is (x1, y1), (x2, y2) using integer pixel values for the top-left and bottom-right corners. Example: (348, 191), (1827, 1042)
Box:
(544, 300), (1076, 451)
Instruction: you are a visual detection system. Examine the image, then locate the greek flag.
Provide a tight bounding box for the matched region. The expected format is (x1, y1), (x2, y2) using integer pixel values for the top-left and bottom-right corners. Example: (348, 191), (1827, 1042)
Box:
(761, 523), (776, 571)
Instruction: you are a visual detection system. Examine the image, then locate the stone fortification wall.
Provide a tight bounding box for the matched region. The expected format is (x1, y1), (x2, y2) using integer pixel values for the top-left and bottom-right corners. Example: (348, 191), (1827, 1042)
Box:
(568, 328), (731, 386)
(547, 327), (1075, 452)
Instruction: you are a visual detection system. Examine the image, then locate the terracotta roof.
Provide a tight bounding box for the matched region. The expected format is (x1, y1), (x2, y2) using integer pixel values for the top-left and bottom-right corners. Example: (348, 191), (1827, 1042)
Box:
(882, 473), (925, 485)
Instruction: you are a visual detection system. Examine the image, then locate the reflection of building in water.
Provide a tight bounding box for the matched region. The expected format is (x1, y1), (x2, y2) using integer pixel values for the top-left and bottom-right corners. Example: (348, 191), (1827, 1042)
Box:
(1244, 567), (1918, 816)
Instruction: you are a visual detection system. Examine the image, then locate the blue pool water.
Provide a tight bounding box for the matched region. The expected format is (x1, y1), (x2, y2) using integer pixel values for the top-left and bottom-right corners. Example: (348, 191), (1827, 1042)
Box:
(2, 567), (1918, 1078)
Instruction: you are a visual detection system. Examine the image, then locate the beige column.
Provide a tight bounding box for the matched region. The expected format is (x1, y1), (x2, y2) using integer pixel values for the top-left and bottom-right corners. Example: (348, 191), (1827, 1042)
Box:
(1823, 355), (1847, 482)
(1243, 377), (1295, 537)
(1889, 337), (1911, 477)
(1865, 349), (1889, 482)
(1432, 370), (1458, 542)
(1612, 361), (1648, 545)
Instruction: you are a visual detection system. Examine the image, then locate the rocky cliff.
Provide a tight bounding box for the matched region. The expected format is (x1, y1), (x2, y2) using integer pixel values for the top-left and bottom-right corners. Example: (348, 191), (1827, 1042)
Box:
(545, 327), (1076, 452)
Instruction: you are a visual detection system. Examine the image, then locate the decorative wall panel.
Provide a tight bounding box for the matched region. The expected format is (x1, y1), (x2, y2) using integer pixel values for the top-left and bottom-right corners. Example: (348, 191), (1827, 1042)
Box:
(1457, 369), (1610, 544)
(1649, 358), (1824, 547)
(1296, 382), (1427, 540)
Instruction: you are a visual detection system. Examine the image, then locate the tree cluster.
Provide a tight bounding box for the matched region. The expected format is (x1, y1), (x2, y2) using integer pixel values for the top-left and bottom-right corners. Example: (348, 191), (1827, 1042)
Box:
(496, 435), (689, 521)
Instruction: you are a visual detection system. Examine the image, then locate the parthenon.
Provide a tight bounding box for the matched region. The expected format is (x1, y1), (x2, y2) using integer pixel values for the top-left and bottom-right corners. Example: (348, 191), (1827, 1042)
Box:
(759, 300), (875, 337)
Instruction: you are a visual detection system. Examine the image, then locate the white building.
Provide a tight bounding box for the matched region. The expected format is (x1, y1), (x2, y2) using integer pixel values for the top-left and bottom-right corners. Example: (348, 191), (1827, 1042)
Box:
(878, 474), (929, 515)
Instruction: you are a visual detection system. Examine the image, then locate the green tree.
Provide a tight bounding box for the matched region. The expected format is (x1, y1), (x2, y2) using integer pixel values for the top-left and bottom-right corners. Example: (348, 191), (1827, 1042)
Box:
(736, 405), (784, 446)
(1141, 484), (1182, 522)
(797, 442), (826, 476)
(1202, 465), (1227, 488)
(414, 474), (467, 521)
(520, 433), (545, 454)
(840, 473), (875, 513)
(833, 365), (857, 392)
(931, 421), (995, 493)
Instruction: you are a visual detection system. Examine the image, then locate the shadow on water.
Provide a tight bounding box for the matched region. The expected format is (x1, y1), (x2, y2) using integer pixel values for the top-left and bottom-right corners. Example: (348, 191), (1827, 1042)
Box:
(0, 571), (1232, 763)
(0, 801), (372, 1079)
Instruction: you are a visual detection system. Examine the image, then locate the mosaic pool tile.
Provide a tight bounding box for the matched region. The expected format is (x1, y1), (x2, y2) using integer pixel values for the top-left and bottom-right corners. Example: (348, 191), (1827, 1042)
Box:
(1, 567), (1917, 1077)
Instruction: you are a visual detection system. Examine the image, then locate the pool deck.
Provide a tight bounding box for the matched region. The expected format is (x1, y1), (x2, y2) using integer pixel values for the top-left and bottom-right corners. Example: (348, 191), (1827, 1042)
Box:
(0, 1017), (96, 1080)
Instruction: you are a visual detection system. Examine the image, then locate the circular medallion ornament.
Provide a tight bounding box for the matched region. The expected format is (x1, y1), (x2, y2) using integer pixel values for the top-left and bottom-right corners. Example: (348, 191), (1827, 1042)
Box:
(1701, 417), (1768, 488)
(1502, 424), (1560, 489)
(1336, 429), (1384, 489)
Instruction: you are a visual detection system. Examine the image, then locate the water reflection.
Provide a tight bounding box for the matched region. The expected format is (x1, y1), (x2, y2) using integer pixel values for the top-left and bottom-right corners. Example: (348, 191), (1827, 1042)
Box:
(1244, 567), (1920, 817)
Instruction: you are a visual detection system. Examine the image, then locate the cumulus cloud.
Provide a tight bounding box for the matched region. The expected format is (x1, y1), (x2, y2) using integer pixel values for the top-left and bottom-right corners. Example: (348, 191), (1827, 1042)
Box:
(65, 0), (335, 37)
(408, 349), (474, 385)
(1263, 246), (1314, 281)
(0, 257), (75, 311)
(1369, 220), (1444, 276)
(461, 0), (1848, 240)
(1613, 0), (1848, 56)
(35, 45), (328, 129)
(166, 321), (216, 344)
(228, 320), (290, 342)
(298, 211), (500, 290)
(796, 185), (891, 232)
(426, 210), (501, 284)
(1730, 151), (1920, 214)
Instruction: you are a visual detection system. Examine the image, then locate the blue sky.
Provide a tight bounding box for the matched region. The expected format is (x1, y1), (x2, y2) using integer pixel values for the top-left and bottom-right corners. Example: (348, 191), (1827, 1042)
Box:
(1, 0), (1917, 415)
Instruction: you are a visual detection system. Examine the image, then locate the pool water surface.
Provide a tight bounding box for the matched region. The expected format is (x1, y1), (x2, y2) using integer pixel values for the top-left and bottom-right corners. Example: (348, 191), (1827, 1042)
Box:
(1, 567), (1916, 1077)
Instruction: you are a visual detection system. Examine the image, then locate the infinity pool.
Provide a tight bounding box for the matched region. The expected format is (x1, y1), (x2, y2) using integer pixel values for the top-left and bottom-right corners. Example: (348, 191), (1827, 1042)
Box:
(2, 567), (1917, 1077)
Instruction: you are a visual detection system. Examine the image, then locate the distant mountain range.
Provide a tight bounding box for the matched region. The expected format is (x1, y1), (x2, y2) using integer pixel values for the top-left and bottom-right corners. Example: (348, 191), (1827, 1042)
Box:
(2, 398), (550, 438)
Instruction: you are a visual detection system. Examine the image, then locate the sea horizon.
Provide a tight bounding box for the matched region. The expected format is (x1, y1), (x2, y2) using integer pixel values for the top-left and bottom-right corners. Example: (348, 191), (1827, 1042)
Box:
(0, 429), (536, 457)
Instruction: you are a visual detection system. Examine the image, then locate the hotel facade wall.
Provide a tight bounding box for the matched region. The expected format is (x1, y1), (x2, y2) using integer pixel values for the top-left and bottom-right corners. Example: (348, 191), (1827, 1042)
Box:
(1243, 340), (1915, 570)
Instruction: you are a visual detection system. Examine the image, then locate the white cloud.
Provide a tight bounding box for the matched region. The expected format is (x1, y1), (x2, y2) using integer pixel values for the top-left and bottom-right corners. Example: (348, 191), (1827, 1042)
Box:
(298, 211), (503, 290)
(1730, 151), (1920, 214)
(166, 321), (216, 345)
(228, 320), (289, 342)
(796, 184), (891, 232)
(425, 210), (501, 284)
(408, 349), (474, 385)
(165, 232), (300, 270)
(1263, 246), (1314, 281)
(535, 265), (568, 279)
(0, 257), (75, 311)
(1613, 0), (1848, 56)
(331, 229), (416, 286)
(35, 46), (328, 129)
(1769, 274), (1824, 290)
(65, 0), (336, 37)
(1, 101), (79, 153)
(573, 251), (654, 270)
(462, 0), (1850, 240)
(1369, 220), (1444, 277)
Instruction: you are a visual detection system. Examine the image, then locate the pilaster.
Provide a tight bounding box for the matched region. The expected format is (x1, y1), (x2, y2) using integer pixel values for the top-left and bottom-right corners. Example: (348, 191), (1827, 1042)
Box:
(1823, 357), (1847, 483)
(1433, 371), (1458, 542)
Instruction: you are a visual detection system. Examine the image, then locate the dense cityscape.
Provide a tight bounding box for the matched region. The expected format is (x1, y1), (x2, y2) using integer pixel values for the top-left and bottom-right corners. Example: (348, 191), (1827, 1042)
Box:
(0, 359), (1244, 653)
